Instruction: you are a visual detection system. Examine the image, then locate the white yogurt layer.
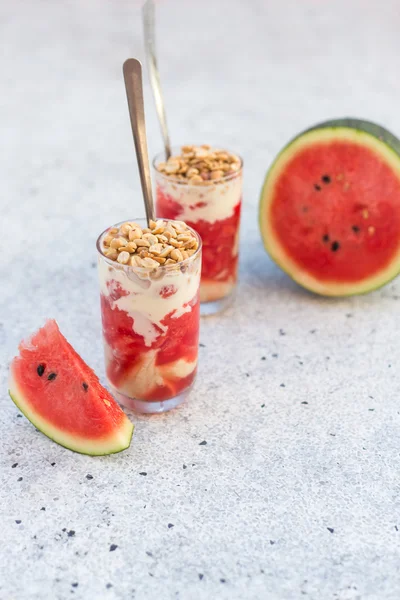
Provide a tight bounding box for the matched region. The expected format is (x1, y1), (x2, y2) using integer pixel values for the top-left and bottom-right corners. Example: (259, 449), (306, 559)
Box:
(156, 172), (242, 224)
(98, 249), (201, 347)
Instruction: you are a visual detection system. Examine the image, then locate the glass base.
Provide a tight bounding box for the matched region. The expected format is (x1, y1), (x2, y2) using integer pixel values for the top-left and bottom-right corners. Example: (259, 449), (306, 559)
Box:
(200, 291), (235, 316)
(111, 386), (190, 414)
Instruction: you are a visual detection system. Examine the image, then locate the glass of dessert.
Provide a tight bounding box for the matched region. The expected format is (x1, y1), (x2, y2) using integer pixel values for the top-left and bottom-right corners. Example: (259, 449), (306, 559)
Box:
(97, 218), (202, 414)
(153, 145), (243, 315)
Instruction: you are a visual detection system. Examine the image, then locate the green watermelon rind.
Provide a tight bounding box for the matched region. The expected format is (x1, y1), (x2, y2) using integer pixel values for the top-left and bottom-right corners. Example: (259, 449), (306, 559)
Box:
(9, 381), (134, 457)
(259, 118), (400, 297)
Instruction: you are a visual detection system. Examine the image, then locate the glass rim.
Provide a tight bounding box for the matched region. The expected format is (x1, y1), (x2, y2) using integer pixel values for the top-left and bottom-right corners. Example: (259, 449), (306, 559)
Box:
(152, 145), (243, 185)
(96, 218), (202, 273)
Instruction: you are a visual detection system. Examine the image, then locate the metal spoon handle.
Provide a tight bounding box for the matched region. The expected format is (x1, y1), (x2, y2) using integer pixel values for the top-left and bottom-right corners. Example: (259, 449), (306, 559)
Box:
(123, 58), (155, 225)
(142, 0), (172, 160)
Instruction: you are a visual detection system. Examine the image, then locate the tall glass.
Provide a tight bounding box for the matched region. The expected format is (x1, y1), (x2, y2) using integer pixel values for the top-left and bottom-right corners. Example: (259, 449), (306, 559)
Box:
(153, 148), (243, 315)
(97, 219), (202, 414)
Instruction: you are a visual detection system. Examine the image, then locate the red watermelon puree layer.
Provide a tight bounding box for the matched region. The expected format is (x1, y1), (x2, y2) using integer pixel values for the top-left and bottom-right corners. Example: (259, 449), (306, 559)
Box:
(271, 140), (400, 282)
(10, 320), (128, 438)
(155, 162), (242, 302)
(101, 291), (200, 401)
(157, 187), (241, 287)
(98, 247), (201, 403)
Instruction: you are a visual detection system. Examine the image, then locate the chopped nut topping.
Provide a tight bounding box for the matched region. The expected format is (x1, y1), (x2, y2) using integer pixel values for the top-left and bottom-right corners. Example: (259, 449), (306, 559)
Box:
(110, 237), (126, 249)
(170, 248), (183, 262)
(134, 238), (150, 248)
(156, 145), (241, 185)
(103, 234), (114, 246)
(125, 242), (137, 253)
(117, 251), (130, 265)
(104, 248), (118, 260)
(120, 223), (132, 236)
(129, 228), (142, 241)
(142, 233), (158, 246)
(102, 220), (199, 268)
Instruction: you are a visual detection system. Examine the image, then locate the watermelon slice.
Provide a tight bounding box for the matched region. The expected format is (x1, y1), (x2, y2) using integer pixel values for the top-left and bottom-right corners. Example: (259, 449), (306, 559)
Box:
(9, 320), (134, 455)
(259, 118), (400, 296)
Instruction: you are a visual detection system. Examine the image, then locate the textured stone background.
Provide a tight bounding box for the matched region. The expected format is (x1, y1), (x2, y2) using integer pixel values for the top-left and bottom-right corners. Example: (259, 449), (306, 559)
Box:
(1, 0), (400, 598)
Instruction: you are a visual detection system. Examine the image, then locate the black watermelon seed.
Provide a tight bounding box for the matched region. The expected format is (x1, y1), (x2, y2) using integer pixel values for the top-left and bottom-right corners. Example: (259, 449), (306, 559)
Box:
(327, 527), (334, 533)
(37, 364), (45, 377)
(322, 234), (330, 243)
(82, 383), (89, 392)
(314, 184), (322, 191)
(15, 520), (21, 524)
(109, 544), (118, 551)
(331, 241), (340, 252)
(322, 175), (331, 184)
(47, 372), (57, 381)
(352, 225), (360, 233)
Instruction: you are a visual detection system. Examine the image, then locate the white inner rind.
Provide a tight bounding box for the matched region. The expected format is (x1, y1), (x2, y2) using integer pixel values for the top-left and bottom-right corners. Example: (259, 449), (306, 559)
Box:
(259, 126), (400, 296)
(9, 375), (134, 456)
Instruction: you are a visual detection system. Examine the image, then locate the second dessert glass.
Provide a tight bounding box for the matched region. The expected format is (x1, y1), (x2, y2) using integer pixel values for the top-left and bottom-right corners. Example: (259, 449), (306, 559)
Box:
(153, 146), (243, 315)
(97, 219), (202, 414)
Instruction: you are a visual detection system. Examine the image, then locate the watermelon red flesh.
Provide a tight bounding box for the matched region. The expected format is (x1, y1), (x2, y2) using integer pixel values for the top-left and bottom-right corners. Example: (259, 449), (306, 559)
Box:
(260, 120), (400, 296)
(9, 320), (133, 455)
(272, 140), (400, 280)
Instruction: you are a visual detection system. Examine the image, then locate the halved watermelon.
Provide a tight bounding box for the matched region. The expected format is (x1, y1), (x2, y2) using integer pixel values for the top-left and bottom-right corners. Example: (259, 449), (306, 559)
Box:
(259, 118), (400, 296)
(9, 320), (134, 455)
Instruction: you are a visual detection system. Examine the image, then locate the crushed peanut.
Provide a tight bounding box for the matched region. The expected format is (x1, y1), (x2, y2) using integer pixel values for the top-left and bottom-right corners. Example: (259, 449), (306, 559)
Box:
(156, 145), (241, 185)
(102, 219), (199, 268)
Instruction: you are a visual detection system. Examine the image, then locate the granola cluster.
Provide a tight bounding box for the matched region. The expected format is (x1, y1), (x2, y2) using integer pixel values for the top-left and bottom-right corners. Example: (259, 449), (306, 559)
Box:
(102, 219), (199, 268)
(156, 144), (241, 185)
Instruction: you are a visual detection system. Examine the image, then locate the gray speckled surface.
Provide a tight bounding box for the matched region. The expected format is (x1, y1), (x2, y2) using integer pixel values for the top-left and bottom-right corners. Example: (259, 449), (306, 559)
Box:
(1, 0), (400, 598)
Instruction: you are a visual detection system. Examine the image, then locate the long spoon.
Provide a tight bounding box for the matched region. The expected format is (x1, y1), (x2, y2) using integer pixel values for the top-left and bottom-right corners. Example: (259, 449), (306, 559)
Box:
(142, 0), (172, 160)
(123, 58), (155, 225)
